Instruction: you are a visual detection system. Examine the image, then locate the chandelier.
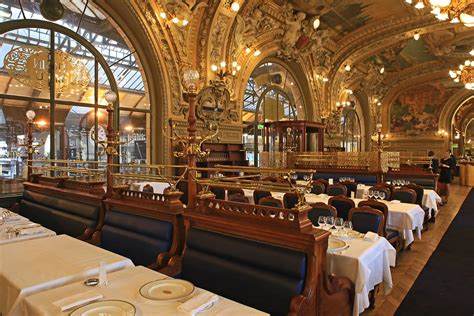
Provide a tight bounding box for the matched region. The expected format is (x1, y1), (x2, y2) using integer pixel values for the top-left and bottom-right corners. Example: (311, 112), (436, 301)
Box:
(450, 60), (474, 89)
(406, 0), (474, 27)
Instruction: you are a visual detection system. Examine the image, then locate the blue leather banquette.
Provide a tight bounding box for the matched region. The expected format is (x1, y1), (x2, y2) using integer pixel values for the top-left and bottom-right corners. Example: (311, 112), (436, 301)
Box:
(181, 227), (307, 316)
(18, 185), (102, 238)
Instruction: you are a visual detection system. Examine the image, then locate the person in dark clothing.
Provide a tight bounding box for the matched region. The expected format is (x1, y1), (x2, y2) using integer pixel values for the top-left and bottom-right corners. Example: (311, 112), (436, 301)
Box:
(448, 150), (457, 179)
(427, 150), (439, 174)
(438, 150), (452, 204)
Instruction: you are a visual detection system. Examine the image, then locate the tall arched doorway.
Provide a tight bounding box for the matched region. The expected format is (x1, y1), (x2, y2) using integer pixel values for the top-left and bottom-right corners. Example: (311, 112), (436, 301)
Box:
(242, 61), (305, 166)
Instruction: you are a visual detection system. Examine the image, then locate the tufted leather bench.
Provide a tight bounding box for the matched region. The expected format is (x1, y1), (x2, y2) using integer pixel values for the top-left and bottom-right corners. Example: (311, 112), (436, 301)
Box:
(181, 227), (307, 316)
(18, 188), (101, 238)
(99, 209), (174, 267)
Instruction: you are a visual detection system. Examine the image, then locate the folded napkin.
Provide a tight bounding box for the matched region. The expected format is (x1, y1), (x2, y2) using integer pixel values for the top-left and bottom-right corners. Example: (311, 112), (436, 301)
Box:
(6, 216), (21, 222)
(363, 231), (379, 242)
(53, 291), (103, 311)
(177, 292), (219, 316)
(18, 227), (45, 235)
(390, 200), (401, 204)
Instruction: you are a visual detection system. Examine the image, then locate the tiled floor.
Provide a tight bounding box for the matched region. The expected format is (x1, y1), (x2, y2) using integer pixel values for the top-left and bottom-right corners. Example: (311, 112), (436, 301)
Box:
(363, 184), (472, 316)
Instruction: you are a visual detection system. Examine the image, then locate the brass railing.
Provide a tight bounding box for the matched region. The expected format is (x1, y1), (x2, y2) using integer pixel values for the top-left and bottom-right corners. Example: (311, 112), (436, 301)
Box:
(30, 159), (106, 182)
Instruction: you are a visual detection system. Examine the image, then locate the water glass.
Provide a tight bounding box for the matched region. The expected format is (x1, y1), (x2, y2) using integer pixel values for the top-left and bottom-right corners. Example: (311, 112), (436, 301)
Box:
(374, 190), (380, 200)
(343, 221), (353, 234)
(326, 216), (335, 230)
(335, 217), (344, 232)
(318, 216), (326, 229)
(380, 191), (386, 200)
(368, 189), (374, 199)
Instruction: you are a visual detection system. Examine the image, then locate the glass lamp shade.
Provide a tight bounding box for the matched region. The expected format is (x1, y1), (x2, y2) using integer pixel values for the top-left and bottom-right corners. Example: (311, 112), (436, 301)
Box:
(429, 0), (451, 7)
(104, 90), (117, 104)
(183, 69), (200, 91)
(460, 8), (474, 27)
(26, 110), (36, 120)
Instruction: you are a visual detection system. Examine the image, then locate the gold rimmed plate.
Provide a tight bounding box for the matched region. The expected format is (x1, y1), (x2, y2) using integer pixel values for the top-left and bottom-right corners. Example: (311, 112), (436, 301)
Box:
(139, 279), (195, 301)
(69, 300), (135, 316)
(327, 238), (348, 253)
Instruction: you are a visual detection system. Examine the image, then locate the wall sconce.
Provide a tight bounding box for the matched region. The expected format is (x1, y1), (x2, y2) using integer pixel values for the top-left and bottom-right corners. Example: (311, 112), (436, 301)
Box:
(211, 61), (241, 80)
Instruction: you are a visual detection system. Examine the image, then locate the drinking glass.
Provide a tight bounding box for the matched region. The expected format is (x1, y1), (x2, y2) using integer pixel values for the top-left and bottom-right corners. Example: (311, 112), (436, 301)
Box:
(374, 190), (380, 200)
(343, 221), (353, 234)
(380, 191), (386, 200)
(368, 189), (374, 199)
(318, 216), (326, 229)
(326, 216), (335, 230)
(335, 217), (344, 232)
(0, 213), (5, 237)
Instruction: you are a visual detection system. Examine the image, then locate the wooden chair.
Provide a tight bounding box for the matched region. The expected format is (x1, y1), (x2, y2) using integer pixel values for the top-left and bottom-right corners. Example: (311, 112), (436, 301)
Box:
(258, 196), (283, 208)
(308, 203), (337, 227)
(228, 188), (245, 198)
(313, 179), (329, 193)
(328, 196), (355, 221)
(253, 190), (272, 205)
(374, 183), (394, 199)
(404, 183), (430, 229)
(283, 192), (299, 209)
(348, 206), (385, 236)
(210, 186), (226, 200)
(392, 188), (417, 204)
(228, 194), (250, 204)
(358, 199), (401, 250)
(311, 182), (325, 195)
(161, 195), (355, 316)
(327, 184), (348, 197)
(340, 181), (358, 198)
(369, 185), (392, 200)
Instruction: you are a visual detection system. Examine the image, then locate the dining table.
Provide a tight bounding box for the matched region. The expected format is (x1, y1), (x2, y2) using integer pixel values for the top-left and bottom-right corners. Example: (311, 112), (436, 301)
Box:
(0, 212), (56, 245)
(21, 265), (270, 315)
(355, 184), (442, 218)
(243, 189), (425, 248)
(326, 233), (396, 316)
(0, 234), (134, 316)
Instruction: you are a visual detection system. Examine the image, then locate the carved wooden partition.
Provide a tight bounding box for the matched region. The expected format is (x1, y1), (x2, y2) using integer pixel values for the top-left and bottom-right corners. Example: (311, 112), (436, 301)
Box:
(162, 195), (354, 316)
(100, 188), (186, 268)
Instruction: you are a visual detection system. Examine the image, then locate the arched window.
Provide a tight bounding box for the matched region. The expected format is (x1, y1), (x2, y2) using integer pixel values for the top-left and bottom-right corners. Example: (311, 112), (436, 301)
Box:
(341, 109), (361, 152)
(0, 1), (150, 180)
(242, 61), (304, 166)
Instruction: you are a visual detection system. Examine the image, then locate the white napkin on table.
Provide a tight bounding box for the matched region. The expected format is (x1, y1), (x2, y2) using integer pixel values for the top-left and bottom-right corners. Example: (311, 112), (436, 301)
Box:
(177, 292), (219, 316)
(363, 231), (379, 242)
(390, 200), (401, 204)
(53, 291), (103, 311)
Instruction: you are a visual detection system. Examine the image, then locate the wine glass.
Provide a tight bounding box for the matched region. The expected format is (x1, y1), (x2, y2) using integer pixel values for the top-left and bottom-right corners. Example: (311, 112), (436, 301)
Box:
(379, 191), (386, 200)
(343, 220), (353, 235)
(374, 190), (380, 200)
(326, 216), (335, 230)
(335, 217), (344, 234)
(368, 189), (374, 199)
(318, 216), (326, 229)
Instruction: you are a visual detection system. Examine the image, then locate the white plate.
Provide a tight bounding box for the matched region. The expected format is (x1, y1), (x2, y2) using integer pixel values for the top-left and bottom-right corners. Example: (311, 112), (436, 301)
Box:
(327, 238), (348, 253)
(139, 279), (195, 301)
(69, 300), (135, 316)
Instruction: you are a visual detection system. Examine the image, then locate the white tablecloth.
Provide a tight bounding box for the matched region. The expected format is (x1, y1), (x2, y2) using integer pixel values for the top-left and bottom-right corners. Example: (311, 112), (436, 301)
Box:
(0, 214), (56, 245)
(327, 236), (396, 316)
(356, 185), (441, 217)
(244, 190), (424, 247)
(21, 266), (269, 316)
(0, 235), (134, 316)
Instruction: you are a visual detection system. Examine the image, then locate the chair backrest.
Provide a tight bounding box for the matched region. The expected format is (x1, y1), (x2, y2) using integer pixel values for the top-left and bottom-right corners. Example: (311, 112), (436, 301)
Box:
(258, 196), (283, 208)
(348, 206), (384, 236)
(253, 190), (272, 204)
(340, 181), (358, 197)
(228, 194), (250, 204)
(403, 184), (423, 206)
(392, 188), (417, 204)
(308, 203), (337, 226)
(327, 184), (347, 197)
(369, 185), (392, 200)
(228, 188), (245, 197)
(283, 192), (299, 209)
(358, 200), (388, 237)
(210, 186), (226, 200)
(100, 208), (173, 266)
(177, 180), (202, 205)
(311, 182), (325, 195)
(182, 227), (307, 316)
(328, 196), (355, 220)
(313, 179), (329, 193)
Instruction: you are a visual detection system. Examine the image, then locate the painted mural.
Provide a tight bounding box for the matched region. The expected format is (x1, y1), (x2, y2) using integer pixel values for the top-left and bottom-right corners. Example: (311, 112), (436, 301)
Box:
(390, 83), (454, 133)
